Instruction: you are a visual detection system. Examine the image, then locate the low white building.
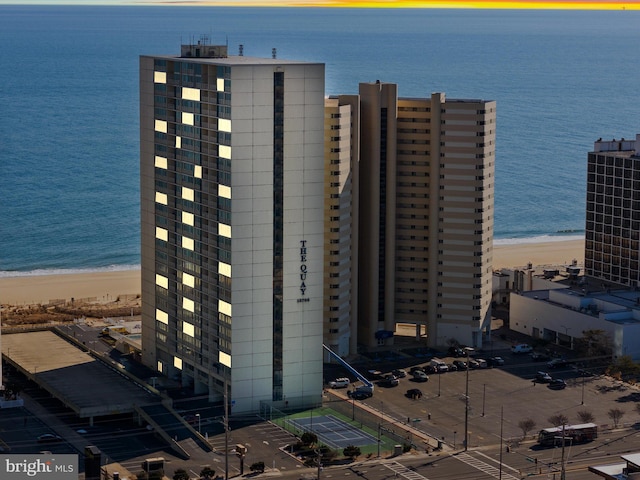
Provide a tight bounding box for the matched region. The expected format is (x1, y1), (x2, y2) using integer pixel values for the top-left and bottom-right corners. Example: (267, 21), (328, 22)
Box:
(510, 287), (640, 360)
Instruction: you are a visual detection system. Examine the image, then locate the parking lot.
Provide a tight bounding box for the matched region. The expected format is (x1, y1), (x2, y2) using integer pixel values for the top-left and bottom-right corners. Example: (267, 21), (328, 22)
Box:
(324, 340), (631, 451)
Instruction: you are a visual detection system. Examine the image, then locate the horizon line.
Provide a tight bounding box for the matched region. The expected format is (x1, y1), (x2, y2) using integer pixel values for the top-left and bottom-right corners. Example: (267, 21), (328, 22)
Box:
(3, 1), (640, 10)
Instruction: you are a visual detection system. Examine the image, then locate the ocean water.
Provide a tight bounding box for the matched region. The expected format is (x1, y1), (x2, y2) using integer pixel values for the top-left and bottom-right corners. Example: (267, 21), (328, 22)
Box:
(1, 6), (639, 276)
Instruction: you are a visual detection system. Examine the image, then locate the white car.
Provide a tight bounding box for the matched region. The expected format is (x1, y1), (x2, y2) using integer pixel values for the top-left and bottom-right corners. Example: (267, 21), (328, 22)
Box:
(412, 370), (429, 382)
(328, 377), (350, 388)
(511, 344), (533, 354)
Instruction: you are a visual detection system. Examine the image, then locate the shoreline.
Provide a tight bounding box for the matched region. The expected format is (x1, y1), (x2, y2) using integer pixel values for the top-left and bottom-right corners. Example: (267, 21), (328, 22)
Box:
(0, 238), (585, 306)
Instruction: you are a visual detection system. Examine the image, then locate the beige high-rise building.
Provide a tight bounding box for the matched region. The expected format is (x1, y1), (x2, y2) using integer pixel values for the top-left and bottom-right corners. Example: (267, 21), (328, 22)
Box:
(323, 96), (360, 358)
(140, 43), (325, 413)
(585, 134), (640, 287)
(354, 82), (496, 350)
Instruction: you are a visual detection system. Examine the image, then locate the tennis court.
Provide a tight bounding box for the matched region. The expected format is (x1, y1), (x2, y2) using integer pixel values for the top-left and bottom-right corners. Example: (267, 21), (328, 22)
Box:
(289, 414), (378, 449)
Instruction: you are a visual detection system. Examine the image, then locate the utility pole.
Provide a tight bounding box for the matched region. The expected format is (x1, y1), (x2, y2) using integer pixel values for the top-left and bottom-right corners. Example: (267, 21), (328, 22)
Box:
(561, 423), (566, 480)
(464, 347), (474, 450)
(499, 406), (503, 480)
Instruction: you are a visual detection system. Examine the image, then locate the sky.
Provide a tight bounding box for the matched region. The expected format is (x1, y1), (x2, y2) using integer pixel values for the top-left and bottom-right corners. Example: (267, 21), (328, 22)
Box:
(2, 0), (639, 8)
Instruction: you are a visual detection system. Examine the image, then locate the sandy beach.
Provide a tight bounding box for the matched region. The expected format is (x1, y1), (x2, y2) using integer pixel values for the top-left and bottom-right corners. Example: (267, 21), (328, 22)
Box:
(0, 238), (585, 306)
(0, 270), (142, 306)
(492, 238), (585, 270)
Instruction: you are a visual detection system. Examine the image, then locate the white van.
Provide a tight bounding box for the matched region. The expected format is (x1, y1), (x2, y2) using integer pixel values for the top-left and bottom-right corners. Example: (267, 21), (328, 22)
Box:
(430, 358), (449, 372)
(511, 344), (533, 354)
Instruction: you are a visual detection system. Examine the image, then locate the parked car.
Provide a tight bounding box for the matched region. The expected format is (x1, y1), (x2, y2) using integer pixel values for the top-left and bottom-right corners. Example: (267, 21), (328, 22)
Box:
(547, 358), (570, 369)
(453, 360), (467, 370)
(535, 371), (553, 383)
(379, 375), (400, 387)
(412, 370), (429, 382)
(475, 358), (488, 369)
(37, 434), (63, 443)
(328, 377), (350, 388)
(423, 365), (438, 375)
(430, 358), (449, 373)
(447, 363), (458, 372)
(392, 369), (407, 378)
(183, 414), (199, 426)
(531, 352), (551, 362)
(468, 359), (480, 369)
(409, 366), (423, 374)
(488, 356), (505, 367)
(548, 379), (567, 390)
(348, 389), (372, 400)
(448, 346), (465, 357)
(511, 344), (533, 354)
(406, 388), (423, 399)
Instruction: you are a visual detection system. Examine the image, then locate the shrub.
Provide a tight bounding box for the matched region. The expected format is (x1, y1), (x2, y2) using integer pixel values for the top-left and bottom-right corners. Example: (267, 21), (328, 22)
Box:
(548, 414), (569, 427)
(577, 410), (595, 423)
(517, 419), (536, 439)
(343, 445), (361, 459)
(608, 408), (625, 428)
(301, 432), (318, 446)
(173, 469), (189, 480)
(200, 466), (216, 479)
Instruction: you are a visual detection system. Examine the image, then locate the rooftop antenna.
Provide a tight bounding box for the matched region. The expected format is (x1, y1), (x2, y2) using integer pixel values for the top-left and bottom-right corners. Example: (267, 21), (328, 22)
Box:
(272, 48), (277, 59)
(239, 44), (244, 56)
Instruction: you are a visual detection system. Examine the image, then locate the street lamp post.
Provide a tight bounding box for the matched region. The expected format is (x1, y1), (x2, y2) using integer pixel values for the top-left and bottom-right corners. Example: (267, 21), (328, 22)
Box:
(196, 413), (201, 433)
(464, 347), (474, 451)
(377, 401), (383, 458)
(438, 370), (441, 397)
(352, 394), (355, 421)
(482, 383), (486, 417)
(581, 375), (585, 405)
(499, 406), (504, 480)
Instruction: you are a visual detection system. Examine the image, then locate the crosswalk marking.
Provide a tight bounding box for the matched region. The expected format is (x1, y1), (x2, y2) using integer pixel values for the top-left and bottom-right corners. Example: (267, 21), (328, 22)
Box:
(454, 452), (520, 480)
(382, 460), (431, 480)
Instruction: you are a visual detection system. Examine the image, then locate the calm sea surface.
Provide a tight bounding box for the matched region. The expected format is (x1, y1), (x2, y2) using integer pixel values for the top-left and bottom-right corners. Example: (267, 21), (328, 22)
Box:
(1, 6), (639, 276)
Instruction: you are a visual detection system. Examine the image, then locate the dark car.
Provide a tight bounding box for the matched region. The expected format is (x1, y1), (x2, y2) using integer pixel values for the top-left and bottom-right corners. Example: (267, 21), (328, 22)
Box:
(448, 346), (465, 357)
(447, 363), (458, 372)
(548, 379), (567, 390)
(468, 359), (480, 369)
(37, 434), (63, 443)
(348, 389), (373, 400)
(488, 356), (505, 367)
(535, 371), (553, 383)
(423, 365), (438, 375)
(453, 360), (467, 370)
(547, 358), (570, 369)
(392, 369), (407, 378)
(379, 375), (400, 387)
(406, 388), (423, 399)
(531, 352), (551, 362)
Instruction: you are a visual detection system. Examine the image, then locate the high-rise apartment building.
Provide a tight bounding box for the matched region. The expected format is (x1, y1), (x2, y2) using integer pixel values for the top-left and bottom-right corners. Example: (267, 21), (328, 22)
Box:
(323, 95), (360, 358)
(356, 82), (496, 350)
(140, 43), (325, 413)
(585, 134), (640, 288)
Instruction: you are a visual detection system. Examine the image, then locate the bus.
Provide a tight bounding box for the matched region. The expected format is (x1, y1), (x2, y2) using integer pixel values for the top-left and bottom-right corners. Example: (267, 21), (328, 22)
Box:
(537, 423), (598, 447)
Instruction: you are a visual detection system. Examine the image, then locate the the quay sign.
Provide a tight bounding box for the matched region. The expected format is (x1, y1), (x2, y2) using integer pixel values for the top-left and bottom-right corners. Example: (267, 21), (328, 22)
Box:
(298, 239), (310, 303)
